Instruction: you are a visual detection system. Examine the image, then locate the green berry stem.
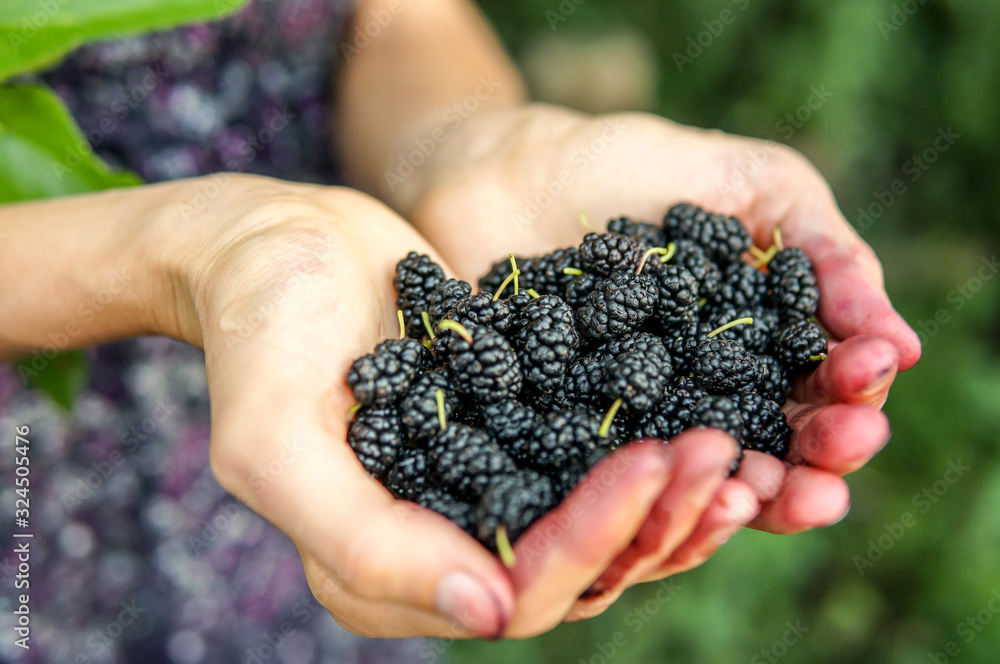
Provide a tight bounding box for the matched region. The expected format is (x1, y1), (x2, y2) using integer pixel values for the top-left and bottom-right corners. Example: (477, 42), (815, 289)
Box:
(579, 210), (595, 232)
(396, 310), (406, 340)
(707, 317), (754, 338)
(599, 398), (623, 438)
(660, 241), (677, 263)
(527, 289), (540, 299)
(421, 311), (436, 339)
(438, 319), (474, 343)
(435, 389), (447, 430)
(562, 267), (584, 276)
(348, 403), (362, 414)
(752, 245), (778, 268)
(809, 353), (828, 362)
(493, 268), (521, 301)
(635, 246), (669, 275)
(773, 226), (784, 251)
(509, 254), (519, 296)
(496, 525), (517, 568)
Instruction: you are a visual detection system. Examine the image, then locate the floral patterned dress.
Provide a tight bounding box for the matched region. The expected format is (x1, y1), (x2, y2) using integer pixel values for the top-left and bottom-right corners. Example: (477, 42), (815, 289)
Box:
(0, 1), (430, 662)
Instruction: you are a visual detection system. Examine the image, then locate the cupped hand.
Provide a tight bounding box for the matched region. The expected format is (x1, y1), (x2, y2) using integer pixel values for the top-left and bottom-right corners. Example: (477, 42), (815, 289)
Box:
(168, 175), (510, 638)
(400, 104), (921, 612)
(159, 174), (741, 639)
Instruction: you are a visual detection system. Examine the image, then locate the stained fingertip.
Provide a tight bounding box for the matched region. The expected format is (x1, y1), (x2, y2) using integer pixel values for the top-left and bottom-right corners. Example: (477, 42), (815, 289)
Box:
(796, 335), (899, 406)
(811, 250), (921, 372)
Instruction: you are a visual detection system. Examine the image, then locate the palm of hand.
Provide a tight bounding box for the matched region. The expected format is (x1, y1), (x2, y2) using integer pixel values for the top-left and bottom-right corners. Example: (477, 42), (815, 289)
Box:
(406, 104), (921, 620)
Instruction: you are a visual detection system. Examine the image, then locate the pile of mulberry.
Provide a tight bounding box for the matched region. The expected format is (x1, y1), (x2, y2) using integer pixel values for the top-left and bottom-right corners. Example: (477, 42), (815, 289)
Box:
(346, 203), (827, 561)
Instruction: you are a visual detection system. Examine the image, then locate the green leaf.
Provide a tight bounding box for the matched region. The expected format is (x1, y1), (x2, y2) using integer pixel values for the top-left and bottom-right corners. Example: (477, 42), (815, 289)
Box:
(0, 84), (141, 203)
(15, 349), (89, 412)
(0, 0), (251, 81)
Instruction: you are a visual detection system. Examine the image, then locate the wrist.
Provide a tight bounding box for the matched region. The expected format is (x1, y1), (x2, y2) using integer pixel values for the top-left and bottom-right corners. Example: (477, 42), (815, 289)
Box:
(336, 0), (526, 207)
(142, 174), (340, 348)
(0, 182), (188, 358)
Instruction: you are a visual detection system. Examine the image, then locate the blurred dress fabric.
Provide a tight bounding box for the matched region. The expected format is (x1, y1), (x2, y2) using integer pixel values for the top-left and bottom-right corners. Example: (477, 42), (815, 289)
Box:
(0, 1), (429, 662)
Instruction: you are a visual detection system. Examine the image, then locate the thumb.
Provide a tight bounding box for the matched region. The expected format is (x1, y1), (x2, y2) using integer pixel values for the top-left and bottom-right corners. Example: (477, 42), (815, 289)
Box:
(208, 348), (515, 639)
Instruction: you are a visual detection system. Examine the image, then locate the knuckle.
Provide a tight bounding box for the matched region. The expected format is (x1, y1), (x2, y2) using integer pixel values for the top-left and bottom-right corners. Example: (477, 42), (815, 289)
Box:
(337, 524), (395, 598)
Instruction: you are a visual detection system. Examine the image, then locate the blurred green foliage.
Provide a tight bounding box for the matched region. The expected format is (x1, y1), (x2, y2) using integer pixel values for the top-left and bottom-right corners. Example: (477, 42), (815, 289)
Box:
(452, 0), (1000, 662)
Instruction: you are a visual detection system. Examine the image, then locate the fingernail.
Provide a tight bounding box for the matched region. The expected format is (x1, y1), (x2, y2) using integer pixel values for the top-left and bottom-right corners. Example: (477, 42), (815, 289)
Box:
(435, 571), (508, 638)
(860, 365), (896, 398)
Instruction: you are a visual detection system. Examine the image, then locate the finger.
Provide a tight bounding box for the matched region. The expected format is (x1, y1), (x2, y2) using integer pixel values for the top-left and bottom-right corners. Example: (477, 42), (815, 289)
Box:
(792, 335), (899, 408)
(565, 477), (758, 623)
(808, 239), (921, 371)
(645, 478), (759, 580)
(586, 430), (740, 596)
(786, 403), (891, 475)
(504, 442), (673, 638)
(749, 466), (850, 534)
(734, 450), (786, 502)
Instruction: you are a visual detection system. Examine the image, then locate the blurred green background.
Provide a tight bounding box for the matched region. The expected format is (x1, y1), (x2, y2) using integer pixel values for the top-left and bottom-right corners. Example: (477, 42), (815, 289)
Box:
(451, 0), (1000, 663)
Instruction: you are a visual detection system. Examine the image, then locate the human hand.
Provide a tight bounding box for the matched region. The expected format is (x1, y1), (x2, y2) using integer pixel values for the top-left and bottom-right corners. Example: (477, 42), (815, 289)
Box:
(401, 104), (920, 611)
(151, 174), (745, 638)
